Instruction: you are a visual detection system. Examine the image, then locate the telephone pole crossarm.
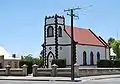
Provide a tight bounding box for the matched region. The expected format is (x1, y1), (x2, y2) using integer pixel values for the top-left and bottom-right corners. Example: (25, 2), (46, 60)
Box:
(64, 7), (82, 12)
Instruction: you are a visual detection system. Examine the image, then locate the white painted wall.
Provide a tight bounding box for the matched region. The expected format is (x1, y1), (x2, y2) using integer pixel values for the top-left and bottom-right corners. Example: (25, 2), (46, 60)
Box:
(45, 16), (66, 68)
(46, 44), (109, 67)
(57, 18), (64, 24)
(58, 46), (71, 65)
(46, 17), (55, 24)
(46, 46), (55, 68)
(76, 45), (108, 65)
(58, 28), (71, 44)
(46, 25), (55, 44)
(57, 17), (71, 44)
(46, 46), (55, 57)
(106, 48), (110, 60)
(45, 15), (110, 67)
(58, 44), (109, 66)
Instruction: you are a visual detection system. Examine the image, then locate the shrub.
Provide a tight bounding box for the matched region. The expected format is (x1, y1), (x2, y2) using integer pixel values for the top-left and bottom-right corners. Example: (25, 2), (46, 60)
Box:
(19, 60), (33, 74)
(113, 60), (120, 68)
(97, 59), (120, 68)
(52, 59), (66, 68)
(97, 60), (113, 68)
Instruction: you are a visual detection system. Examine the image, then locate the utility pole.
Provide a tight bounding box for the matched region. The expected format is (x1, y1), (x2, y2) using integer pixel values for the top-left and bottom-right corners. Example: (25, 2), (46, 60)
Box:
(64, 5), (92, 81)
(64, 7), (81, 81)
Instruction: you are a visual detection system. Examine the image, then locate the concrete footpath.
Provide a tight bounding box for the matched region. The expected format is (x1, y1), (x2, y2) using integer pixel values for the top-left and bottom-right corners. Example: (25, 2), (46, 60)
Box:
(0, 75), (120, 82)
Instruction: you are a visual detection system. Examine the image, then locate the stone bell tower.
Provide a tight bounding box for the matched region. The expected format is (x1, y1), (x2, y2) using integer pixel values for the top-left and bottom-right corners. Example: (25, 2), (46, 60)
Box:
(42, 14), (65, 68)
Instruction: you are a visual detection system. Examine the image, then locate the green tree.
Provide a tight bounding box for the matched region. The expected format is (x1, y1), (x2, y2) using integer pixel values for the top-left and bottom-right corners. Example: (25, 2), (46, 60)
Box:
(112, 40), (120, 60)
(108, 37), (115, 46)
(22, 54), (44, 67)
(22, 54), (33, 62)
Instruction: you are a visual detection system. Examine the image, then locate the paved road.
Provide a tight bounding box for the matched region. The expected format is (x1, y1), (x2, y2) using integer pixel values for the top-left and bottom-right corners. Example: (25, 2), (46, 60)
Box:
(1, 78), (120, 84)
(0, 80), (79, 84)
(82, 78), (120, 84)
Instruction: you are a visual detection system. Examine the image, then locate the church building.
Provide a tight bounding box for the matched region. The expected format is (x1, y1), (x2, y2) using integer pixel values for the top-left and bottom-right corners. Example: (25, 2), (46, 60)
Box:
(42, 14), (110, 68)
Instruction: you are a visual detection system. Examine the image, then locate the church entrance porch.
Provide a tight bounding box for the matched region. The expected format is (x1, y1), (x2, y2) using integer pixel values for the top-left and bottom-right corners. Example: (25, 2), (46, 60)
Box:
(47, 51), (54, 68)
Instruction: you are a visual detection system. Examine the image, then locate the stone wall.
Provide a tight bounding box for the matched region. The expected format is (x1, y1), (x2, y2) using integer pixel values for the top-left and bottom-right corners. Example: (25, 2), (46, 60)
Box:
(0, 64), (120, 77)
(37, 68), (52, 76)
(10, 68), (23, 76)
(32, 64), (120, 77)
(57, 68), (71, 77)
(0, 69), (6, 76)
(0, 64), (28, 76)
(79, 68), (120, 77)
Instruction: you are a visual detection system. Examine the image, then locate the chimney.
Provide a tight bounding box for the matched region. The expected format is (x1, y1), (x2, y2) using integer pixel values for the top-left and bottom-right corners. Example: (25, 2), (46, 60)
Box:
(12, 54), (16, 58)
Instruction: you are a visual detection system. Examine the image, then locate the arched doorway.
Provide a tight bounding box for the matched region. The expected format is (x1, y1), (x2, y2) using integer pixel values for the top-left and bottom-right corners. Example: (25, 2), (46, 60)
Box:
(47, 51), (54, 68)
(83, 51), (87, 65)
(90, 52), (94, 65)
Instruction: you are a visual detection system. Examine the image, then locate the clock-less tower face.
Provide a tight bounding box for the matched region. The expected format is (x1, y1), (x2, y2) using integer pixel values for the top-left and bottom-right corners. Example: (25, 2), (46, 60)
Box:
(45, 15), (64, 44)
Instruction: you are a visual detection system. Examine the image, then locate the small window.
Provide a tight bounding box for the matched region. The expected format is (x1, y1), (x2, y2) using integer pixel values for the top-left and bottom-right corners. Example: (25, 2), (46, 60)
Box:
(14, 61), (17, 68)
(47, 26), (54, 37)
(83, 51), (87, 65)
(90, 51), (94, 65)
(58, 26), (62, 37)
(49, 47), (52, 50)
(8, 61), (11, 67)
(60, 47), (62, 50)
(97, 52), (100, 61)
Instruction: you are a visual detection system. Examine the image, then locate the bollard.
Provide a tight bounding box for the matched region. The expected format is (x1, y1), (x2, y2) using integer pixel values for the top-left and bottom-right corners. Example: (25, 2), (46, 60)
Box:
(74, 63), (79, 77)
(22, 64), (28, 76)
(5, 65), (11, 76)
(32, 64), (38, 77)
(51, 64), (58, 77)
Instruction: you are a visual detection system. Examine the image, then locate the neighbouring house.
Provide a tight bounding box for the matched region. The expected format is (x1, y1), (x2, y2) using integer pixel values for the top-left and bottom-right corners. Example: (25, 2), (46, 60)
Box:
(110, 48), (116, 60)
(0, 46), (21, 68)
(42, 15), (110, 68)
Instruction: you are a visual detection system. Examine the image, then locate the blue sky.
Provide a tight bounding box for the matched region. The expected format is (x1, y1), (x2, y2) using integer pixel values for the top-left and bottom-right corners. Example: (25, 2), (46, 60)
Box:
(0, 0), (120, 57)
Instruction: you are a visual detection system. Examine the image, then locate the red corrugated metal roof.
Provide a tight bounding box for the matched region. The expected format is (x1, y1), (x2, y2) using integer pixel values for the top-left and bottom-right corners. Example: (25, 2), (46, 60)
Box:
(65, 26), (106, 47)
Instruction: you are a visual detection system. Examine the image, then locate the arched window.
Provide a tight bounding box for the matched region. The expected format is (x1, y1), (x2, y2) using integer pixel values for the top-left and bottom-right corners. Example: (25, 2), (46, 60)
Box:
(58, 26), (62, 37)
(47, 26), (54, 37)
(97, 52), (100, 61)
(83, 51), (87, 65)
(90, 51), (94, 65)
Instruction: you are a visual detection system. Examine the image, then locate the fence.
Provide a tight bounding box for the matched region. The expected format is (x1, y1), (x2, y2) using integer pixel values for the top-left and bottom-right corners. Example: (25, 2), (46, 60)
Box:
(1, 63), (120, 77)
(0, 64), (28, 76)
(32, 63), (120, 77)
